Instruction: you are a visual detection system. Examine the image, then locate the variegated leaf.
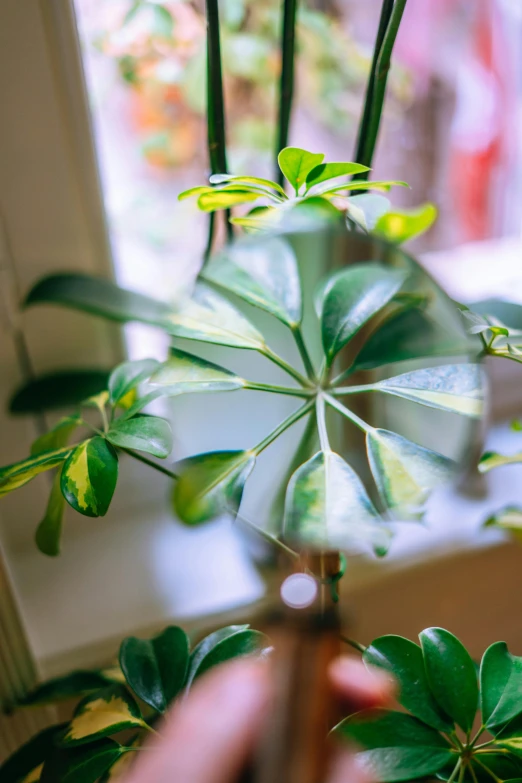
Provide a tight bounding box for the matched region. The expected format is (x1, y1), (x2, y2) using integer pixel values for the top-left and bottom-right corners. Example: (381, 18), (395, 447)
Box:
(60, 437), (118, 518)
(59, 686), (145, 746)
(150, 348), (244, 394)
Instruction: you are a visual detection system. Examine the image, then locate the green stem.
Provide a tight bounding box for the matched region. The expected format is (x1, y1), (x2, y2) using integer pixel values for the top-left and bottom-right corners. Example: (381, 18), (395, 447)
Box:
(204, 211), (215, 266)
(243, 381), (314, 398)
(353, 0), (394, 175)
(340, 635), (367, 654)
(469, 760), (480, 783)
(446, 759), (462, 783)
(331, 384), (377, 396)
(474, 756), (503, 783)
(121, 448), (178, 480)
(234, 508), (299, 560)
(253, 400), (315, 455)
(324, 393), (372, 434)
(275, 0), (298, 186)
(263, 346), (313, 388)
(316, 394), (330, 452)
(363, 0), (408, 174)
(292, 325), (317, 382)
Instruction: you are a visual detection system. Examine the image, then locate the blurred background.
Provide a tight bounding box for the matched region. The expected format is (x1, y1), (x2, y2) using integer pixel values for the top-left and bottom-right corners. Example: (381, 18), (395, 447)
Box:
(1, 0), (522, 742)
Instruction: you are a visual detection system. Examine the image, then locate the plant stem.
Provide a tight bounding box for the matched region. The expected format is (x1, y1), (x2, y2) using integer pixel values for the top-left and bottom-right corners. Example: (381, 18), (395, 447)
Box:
(340, 635), (367, 654)
(331, 384), (376, 396)
(275, 0), (298, 186)
(353, 0), (394, 175)
(292, 325), (317, 382)
(205, 0), (233, 249)
(262, 346), (313, 388)
(243, 381), (314, 398)
(253, 400), (315, 455)
(364, 0), (408, 175)
(204, 212), (215, 264)
(316, 394), (330, 451)
(473, 756), (503, 783)
(324, 394), (372, 434)
(446, 759), (462, 783)
(234, 508), (299, 560)
(122, 448), (178, 480)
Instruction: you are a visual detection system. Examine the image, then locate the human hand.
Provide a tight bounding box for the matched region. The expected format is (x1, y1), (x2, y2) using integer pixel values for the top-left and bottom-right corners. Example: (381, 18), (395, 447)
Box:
(124, 655), (395, 783)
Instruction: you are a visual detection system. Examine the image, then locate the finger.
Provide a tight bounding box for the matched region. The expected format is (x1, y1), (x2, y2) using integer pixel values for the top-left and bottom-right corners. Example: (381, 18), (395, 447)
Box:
(125, 660), (269, 783)
(328, 750), (374, 783)
(328, 656), (395, 711)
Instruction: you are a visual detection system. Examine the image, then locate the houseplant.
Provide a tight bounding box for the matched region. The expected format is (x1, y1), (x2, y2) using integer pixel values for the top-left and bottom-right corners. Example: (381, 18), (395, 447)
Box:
(1, 1), (521, 782)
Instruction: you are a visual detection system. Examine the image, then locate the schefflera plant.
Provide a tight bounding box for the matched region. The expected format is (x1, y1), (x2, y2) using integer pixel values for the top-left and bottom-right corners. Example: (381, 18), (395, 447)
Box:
(180, 145), (437, 243)
(0, 225), (485, 557)
(0, 623), (267, 783)
(336, 626), (522, 783)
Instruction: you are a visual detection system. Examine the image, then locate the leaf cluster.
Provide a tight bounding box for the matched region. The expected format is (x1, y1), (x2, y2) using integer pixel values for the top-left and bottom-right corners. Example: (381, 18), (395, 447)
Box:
(336, 627), (522, 783)
(1, 624), (267, 783)
(3, 228), (484, 556)
(179, 146), (436, 243)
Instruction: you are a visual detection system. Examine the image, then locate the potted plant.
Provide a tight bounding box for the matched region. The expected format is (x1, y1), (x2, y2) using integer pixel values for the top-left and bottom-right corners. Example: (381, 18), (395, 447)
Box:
(2, 1), (522, 782)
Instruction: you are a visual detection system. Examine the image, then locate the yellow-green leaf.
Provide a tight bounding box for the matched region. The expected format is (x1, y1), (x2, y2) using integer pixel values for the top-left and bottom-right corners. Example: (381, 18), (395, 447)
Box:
(35, 471), (65, 557)
(305, 161), (370, 188)
(178, 185), (213, 201)
(198, 189), (260, 212)
(346, 194), (391, 231)
(21, 764), (43, 783)
(165, 284), (265, 351)
(60, 437), (118, 518)
(31, 415), (82, 456)
(283, 450), (391, 553)
(479, 451), (522, 473)
(278, 147), (324, 192)
(484, 506), (522, 541)
(375, 364), (485, 417)
(173, 450), (256, 525)
(0, 446), (72, 498)
(367, 430), (456, 520)
(108, 359), (160, 405)
(150, 348), (244, 394)
(374, 203), (437, 244)
(59, 686), (145, 746)
(209, 174), (287, 198)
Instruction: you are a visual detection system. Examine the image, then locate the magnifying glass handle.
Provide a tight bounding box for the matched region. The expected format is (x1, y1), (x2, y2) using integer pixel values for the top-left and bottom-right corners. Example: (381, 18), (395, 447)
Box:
(253, 554), (342, 783)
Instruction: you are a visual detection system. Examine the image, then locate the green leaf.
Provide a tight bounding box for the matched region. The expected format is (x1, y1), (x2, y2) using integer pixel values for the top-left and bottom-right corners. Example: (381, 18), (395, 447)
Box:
(367, 429), (455, 520)
(278, 147), (325, 192)
(229, 206), (279, 231)
(351, 308), (470, 373)
(318, 180), (409, 197)
(198, 189), (260, 212)
(289, 196), (343, 223)
(484, 507), (522, 540)
(166, 284), (266, 351)
(9, 371), (109, 414)
(305, 161), (370, 188)
(35, 471), (65, 557)
(492, 715), (522, 755)
(173, 450), (256, 525)
(346, 194), (391, 231)
(61, 437), (118, 518)
(203, 236), (302, 327)
(107, 415), (173, 459)
(363, 636), (453, 732)
(375, 364), (484, 417)
(0, 446), (72, 497)
(479, 451), (522, 473)
(150, 348), (244, 395)
(374, 204), (438, 244)
(480, 642), (522, 729)
(0, 723), (66, 783)
(31, 415), (82, 456)
(334, 709), (453, 782)
(185, 626), (267, 690)
(320, 263), (407, 363)
(208, 174), (287, 198)
(283, 450), (390, 553)
(59, 686), (145, 746)
(120, 626), (190, 713)
(24, 273), (174, 327)
(178, 185), (213, 201)
(41, 739), (129, 783)
(419, 627), (478, 733)
(19, 671), (114, 707)
(108, 359), (160, 405)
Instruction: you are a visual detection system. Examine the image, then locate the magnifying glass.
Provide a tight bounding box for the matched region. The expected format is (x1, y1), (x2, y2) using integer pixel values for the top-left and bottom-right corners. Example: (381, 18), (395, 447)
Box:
(225, 220), (487, 783)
